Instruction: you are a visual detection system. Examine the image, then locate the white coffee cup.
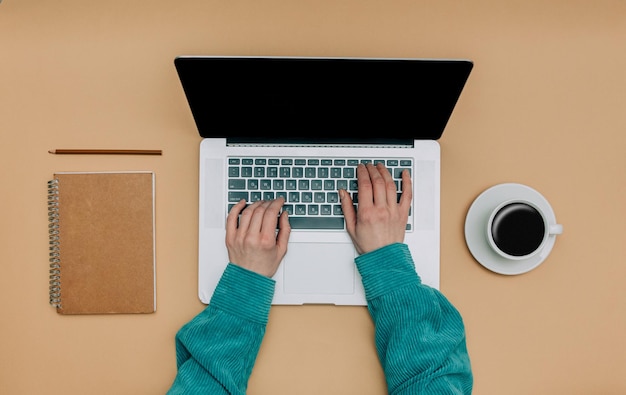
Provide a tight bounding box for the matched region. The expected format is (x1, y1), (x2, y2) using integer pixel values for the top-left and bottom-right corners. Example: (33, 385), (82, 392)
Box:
(487, 199), (563, 260)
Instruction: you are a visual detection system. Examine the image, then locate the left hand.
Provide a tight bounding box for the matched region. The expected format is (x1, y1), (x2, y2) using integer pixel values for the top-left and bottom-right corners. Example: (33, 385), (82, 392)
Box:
(225, 198), (291, 277)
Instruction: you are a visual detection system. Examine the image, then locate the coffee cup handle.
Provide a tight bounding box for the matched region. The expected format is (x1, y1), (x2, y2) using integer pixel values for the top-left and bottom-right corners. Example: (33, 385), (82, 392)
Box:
(549, 224), (563, 235)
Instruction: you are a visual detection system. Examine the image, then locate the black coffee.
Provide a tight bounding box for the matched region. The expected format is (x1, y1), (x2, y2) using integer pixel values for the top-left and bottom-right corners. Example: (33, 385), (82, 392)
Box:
(491, 202), (545, 257)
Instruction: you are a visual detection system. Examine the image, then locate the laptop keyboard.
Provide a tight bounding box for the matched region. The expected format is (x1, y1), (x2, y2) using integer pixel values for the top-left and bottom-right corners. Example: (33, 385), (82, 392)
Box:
(227, 157), (413, 230)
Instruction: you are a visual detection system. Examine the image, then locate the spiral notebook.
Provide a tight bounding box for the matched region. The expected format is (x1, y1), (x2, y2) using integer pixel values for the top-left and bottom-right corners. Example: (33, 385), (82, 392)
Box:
(47, 171), (156, 314)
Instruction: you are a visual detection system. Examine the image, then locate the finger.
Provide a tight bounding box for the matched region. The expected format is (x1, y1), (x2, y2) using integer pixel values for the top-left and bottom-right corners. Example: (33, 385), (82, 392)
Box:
(225, 199), (246, 244)
(276, 210), (291, 255)
(366, 163), (387, 206)
(339, 189), (356, 235)
(376, 162), (398, 206)
(356, 164), (373, 209)
(248, 200), (270, 233)
(238, 199), (263, 233)
(261, 198), (285, 234)
(398, 169), (413, 214)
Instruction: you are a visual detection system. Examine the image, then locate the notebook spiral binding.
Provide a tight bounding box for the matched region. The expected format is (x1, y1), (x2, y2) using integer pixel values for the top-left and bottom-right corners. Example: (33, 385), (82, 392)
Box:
(47, 179), (62, 308)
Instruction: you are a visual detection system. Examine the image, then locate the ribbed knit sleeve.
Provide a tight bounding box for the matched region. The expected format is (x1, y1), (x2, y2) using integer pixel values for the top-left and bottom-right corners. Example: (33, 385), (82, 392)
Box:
(355, 243), (473, 394)
(167, 264), (275, 395)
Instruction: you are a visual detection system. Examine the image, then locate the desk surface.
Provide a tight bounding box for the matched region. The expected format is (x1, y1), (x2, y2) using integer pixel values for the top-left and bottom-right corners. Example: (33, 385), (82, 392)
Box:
(1, 1), (625, 393)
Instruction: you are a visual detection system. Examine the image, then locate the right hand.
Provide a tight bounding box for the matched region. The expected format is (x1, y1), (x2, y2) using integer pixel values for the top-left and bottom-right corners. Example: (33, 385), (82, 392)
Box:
(340, 163), (412, 255)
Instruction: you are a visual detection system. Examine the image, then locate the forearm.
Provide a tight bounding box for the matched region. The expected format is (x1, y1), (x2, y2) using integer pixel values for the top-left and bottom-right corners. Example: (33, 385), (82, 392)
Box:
(167, 264), (275, 395)
(356, 243), (473, 394)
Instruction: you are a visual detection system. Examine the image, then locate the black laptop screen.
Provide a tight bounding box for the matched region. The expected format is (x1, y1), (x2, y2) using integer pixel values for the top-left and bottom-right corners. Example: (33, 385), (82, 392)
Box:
(174, 57), (472, 143)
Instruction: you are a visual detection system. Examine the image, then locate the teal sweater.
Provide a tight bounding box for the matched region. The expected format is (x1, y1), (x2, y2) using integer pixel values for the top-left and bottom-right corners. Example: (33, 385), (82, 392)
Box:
(167, 243), (473, 394)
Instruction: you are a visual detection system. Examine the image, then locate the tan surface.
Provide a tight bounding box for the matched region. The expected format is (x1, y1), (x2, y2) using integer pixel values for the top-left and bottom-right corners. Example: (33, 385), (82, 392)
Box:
(1, 0), (624, 393)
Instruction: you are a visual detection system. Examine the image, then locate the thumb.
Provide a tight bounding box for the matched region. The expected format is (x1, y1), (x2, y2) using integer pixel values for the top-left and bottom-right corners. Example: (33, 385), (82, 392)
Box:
(339, 189), (356, 236)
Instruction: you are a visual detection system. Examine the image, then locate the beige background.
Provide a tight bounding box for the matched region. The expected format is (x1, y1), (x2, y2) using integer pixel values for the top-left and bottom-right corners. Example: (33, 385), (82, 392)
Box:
(1, 0), (625, 394)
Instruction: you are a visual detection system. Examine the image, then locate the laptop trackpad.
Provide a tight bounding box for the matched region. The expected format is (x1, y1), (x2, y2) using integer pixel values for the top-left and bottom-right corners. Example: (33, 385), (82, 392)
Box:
(283, 242), (356, 295)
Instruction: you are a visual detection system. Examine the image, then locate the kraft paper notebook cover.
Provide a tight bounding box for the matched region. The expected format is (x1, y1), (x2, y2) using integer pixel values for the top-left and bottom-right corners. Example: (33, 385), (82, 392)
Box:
(47, 171), (156, 314)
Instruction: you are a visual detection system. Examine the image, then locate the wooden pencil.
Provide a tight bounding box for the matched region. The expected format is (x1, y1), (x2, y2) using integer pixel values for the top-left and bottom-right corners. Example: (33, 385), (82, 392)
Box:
(49, 149), (162, 155)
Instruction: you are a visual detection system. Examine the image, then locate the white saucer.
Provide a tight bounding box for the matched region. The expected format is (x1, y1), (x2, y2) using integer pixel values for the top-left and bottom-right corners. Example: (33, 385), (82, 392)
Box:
(464, 183), (560, 275)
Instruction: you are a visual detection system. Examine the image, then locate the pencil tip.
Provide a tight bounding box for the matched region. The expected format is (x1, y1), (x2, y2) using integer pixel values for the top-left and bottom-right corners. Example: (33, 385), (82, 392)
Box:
(48, 150), (55, 154)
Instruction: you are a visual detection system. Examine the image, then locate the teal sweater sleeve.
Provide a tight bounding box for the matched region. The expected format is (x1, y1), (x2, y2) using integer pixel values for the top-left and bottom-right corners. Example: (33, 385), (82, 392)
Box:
(167, 244), (472, 394)
(167, 263), (275, 395)
(356, 243), (473, 394)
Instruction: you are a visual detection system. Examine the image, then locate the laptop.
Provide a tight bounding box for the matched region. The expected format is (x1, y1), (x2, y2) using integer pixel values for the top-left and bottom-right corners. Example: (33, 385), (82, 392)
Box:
(174, 56), (473, 305)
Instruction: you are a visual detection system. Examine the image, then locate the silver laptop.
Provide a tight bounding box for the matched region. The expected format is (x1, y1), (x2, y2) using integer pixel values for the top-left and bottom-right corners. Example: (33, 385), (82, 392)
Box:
(174, 56), (473, 305)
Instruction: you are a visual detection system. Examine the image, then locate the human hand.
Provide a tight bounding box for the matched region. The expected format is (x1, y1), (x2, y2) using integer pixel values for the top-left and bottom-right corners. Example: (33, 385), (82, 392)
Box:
(340, 163), (412, 254)
(225, 198), (291, 277)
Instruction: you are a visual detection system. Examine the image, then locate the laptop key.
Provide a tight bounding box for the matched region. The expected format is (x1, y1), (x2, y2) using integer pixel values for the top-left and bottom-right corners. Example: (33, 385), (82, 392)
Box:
(241, 167), (253, 177)
(228, 191), (248, 202)
(311, 180), (323, 190)
(333, 204), (343, 215)
(228, 179), (246, 189)
(289, 217), (344, 229)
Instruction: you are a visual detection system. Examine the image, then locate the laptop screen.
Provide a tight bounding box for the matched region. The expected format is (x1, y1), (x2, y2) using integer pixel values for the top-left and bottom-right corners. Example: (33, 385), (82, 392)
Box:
(174, 56), (473, 143)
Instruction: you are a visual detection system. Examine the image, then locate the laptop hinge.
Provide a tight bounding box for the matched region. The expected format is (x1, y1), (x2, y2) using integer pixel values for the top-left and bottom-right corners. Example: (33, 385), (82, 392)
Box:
(226, 137), (415, 148)
(227, 143), (415, 149)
